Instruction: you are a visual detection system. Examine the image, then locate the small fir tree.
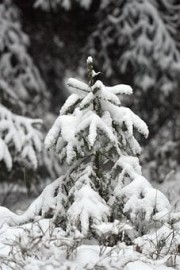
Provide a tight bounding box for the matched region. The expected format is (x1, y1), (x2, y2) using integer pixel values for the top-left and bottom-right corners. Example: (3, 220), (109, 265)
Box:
(10, 56), (170, 245)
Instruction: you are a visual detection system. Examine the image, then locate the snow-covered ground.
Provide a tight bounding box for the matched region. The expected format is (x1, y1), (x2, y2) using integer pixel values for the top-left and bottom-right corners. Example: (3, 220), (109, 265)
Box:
(0, 218), (178, 270)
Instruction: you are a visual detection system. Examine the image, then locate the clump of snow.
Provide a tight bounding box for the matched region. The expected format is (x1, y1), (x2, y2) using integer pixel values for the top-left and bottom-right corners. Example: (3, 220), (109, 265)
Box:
(67, 78), (89, 96)
(87, 56), (93, 64)
(68, 185), (110, 235)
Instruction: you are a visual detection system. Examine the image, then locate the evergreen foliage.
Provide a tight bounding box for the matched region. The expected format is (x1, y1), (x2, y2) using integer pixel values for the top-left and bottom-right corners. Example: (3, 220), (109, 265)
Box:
(0, 0), (46, 112)
(3, 57), (169, 245)
(87, 0), (180, 134)
(0, 0), (46, 183)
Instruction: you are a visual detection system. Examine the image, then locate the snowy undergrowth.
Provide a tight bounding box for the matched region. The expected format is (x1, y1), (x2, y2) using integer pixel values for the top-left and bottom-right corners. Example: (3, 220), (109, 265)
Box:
(1, 57), (180, 269)
(0, 219), (179, 270)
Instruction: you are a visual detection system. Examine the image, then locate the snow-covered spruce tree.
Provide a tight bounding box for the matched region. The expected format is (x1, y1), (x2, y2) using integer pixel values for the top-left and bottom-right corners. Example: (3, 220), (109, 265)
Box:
(0, 104), (42, 172)
(6, 56), (170, 245)
(0, 0), (47, 114)
(0, 0), (47, 183)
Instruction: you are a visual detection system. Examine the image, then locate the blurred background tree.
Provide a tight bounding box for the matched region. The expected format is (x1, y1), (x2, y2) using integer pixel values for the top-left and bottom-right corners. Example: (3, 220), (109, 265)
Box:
(0, 0), (61, 205)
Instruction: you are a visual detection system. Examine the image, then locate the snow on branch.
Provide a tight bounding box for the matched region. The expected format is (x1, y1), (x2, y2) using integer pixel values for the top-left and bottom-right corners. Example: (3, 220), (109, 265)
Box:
(67, 185), (110, 235)
(0, 176), (66, 228)
(0, 105), (43, 170)
(60, 94), (82, 115)
(106, 84), (133, 95)
(111, 156), (170, 225)
(0, 1), (46, 107)
(67, 78), (89, 95)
